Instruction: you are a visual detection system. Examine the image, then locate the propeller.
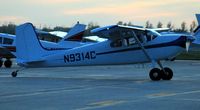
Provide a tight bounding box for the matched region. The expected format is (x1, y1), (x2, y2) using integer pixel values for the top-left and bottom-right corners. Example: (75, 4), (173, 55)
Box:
(185, 35), (195, 52)
(186, 41), (190, 52)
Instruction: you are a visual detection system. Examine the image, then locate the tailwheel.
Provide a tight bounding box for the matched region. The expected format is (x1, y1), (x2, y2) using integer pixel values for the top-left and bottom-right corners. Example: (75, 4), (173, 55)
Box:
(11, 68), (25, 77)
(149, 68), (162, 81)
(11, 71), (18, 77)
(161, 67), (173, 80)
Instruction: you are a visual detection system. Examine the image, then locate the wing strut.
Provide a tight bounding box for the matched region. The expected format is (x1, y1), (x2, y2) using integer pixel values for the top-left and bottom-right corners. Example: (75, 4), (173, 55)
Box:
(131, 31), (152, 62)
(131, 31), (170, 78)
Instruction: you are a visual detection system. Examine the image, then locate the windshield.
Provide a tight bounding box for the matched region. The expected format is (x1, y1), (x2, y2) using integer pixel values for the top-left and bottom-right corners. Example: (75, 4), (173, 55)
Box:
(145, 30), (160, 41)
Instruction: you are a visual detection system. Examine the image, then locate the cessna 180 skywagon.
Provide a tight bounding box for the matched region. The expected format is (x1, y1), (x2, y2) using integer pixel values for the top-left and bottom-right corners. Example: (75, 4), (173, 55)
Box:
(11, 21), (199, 81)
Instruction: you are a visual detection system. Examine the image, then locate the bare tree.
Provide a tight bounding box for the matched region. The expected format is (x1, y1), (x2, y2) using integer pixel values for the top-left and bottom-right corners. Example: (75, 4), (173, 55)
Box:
(128, 21), (133, 26)
(149, 23), (153, 29)
(190, 21), (197, 32)
(0, 23), (16, 34)
(123, 23), (127, 26)
(145, 21), (153, 28)
(87, 22), (99, 29)
(167, 22), (174, 30)
(145, 21), (150, 28)
(157, 21), (163, 28)
(117, 21), (123, 25)
(181, 22), (187, 32)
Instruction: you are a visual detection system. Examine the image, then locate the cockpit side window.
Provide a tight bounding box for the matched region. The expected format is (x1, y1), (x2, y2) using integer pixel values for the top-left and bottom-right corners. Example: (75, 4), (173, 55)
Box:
(3, 38), (13, 45)
(121, 30), (137, 46)
(134, 30), (147, 43)
(109, 29), (151, 48)
(110, 29), (146, 47)
(0, 37), (2, 44)
(109, 31), (123, 48)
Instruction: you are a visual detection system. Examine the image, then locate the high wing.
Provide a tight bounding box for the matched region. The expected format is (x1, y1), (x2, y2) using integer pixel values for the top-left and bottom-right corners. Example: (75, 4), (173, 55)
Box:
(82, 36), (107, 42)
(149, 28), (170, 34)
(91, 25), (145, 35)
(49, 31), (68, 38)
(91, 25), (145, 41)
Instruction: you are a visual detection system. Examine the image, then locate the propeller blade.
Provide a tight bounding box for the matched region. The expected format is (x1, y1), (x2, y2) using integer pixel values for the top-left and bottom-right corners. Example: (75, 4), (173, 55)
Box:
(186, 41), (191, 52)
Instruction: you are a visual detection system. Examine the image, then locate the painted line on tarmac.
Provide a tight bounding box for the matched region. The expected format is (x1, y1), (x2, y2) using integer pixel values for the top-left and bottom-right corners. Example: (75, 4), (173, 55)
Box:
(75, 100), (126, 110)
(0, 86), (93, 99)
(176, 98), (200, 102)
(147, 90), (200, 99)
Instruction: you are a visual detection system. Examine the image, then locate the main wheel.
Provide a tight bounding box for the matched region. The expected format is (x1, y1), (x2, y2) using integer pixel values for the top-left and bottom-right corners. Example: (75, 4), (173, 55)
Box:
(4, 59), (12, 68)
(11, 71), (17, 77)
(170, 57), (176, 61)
(161, 67), (173, 80)
(149, 68), (162, 81)
(0, 60), (3, 67)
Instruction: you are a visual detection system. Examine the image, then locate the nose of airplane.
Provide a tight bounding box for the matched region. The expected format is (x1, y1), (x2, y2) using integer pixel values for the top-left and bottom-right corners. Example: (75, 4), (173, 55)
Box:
(185, 35), (195, 42)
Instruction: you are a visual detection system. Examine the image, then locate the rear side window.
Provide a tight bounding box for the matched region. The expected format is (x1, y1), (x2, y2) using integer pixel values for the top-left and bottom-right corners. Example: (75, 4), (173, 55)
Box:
(0, 37), (2, 44)
(3, 38), (13, 45)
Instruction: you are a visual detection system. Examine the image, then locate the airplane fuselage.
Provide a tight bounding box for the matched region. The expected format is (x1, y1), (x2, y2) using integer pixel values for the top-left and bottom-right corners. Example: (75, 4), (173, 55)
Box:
(21, 35), (186, 67)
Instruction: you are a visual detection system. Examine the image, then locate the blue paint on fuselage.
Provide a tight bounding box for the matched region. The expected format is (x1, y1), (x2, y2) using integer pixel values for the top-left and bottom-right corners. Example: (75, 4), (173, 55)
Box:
(23, 35), (186, 68)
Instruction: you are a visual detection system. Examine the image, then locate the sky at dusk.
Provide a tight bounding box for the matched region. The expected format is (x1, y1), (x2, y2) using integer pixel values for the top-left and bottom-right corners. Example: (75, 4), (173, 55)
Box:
(0, 0), (199, 28)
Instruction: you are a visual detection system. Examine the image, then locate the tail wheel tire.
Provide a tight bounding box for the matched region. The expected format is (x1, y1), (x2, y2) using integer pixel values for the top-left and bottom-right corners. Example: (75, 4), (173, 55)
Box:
(0, 60), (3, 67)
(149, 68), (162, 81)
(11, 71), (17, 77)
(4, 60), (12, 68)
(161, 67), (173, 80)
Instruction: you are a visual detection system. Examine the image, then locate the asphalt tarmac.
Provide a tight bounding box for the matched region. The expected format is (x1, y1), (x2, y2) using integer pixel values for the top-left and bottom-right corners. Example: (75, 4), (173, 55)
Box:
(0, 60), (200, 110)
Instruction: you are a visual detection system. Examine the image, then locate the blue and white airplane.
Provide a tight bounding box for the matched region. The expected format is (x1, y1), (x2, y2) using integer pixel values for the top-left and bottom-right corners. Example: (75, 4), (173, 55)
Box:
(11, 18), (200, 81)
(193, 14), (200, 44)
(0, 23), (88, 68)
(0, 33), (16, 68)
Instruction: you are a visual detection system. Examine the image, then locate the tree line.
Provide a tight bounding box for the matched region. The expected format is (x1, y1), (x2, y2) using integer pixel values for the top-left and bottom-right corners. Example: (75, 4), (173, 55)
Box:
(117, 21), (197, 33)
(0, 21), (197, 36)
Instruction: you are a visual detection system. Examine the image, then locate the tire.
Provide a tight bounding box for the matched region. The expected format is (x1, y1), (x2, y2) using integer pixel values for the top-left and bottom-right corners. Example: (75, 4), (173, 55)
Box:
(161, 67), (173, 80)
(0, 60), (3, 67)
(11, 71), (17, 77)
(149, 68), (162, 81)
(4, 59), (12, 68)
(170, 57), (176, 61)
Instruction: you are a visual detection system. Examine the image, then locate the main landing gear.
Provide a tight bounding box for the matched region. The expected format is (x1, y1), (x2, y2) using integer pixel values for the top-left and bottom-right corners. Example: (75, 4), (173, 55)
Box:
(149, 61), (173, 81)
(0, 59), (12, 68)
(4, 59), (12, 68)
(0, 59), (3, 67)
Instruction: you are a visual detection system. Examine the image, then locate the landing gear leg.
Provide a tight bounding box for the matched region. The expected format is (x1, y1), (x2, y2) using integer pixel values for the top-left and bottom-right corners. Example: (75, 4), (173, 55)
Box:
(157, 61), (173, 80)
(161, 67), (173, 80)
(149, 61), (173, 81)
